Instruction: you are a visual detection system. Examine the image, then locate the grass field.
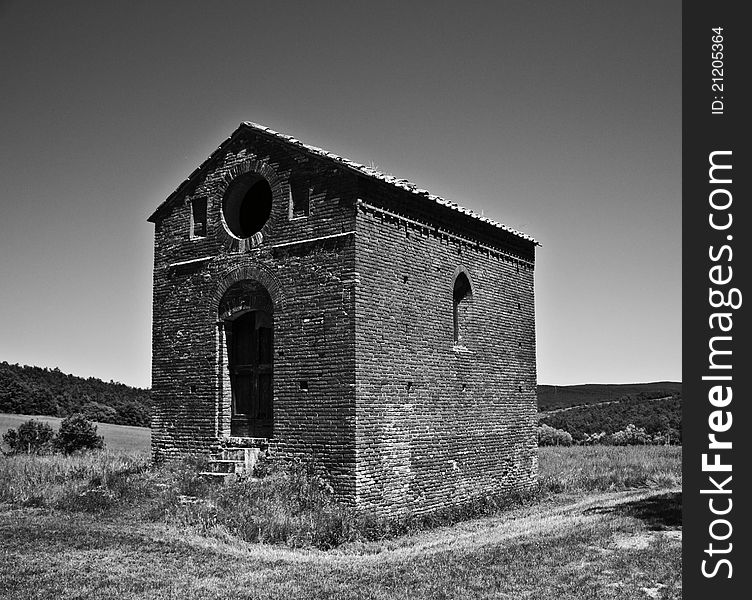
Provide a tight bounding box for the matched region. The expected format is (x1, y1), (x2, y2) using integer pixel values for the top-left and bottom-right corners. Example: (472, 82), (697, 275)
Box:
(0, 492), (681, 599)
(0, 438), (682, 599)
(0, 413), (150, 454)
(539, 445), (682, 492)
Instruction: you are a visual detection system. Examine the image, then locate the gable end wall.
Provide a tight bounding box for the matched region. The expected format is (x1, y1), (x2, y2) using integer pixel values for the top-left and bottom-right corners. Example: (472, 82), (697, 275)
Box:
(150, 135), (358, 499)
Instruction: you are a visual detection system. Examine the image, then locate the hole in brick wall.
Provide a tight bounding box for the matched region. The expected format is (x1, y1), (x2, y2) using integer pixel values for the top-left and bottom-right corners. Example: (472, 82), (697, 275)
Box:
(190, 197), (207, 238)
(299, 380), (309, 391)
(189, 385), (197, 394)
(403, 275), (409, 283)
(289, 174), (310, 218)
(222, 172), (273, 238)
(519, 385), (523, 392)
(278, 350), (284, 357)
(518, 302), (521, 310)
(407, 382), (413, 392)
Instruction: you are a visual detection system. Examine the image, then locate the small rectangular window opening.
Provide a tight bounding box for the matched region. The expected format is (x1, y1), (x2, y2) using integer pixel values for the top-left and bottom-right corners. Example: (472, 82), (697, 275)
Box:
(190, 197), (208, 238)
(290, 178), (310, 219)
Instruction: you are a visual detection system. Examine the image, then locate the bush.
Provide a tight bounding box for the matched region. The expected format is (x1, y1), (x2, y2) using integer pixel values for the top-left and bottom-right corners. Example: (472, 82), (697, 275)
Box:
(537, 424), (573, 446)
(54, 414), (105, 454)
(2, 419), (55, 455)
(608, 423), (651, 446)
(581, 431), (607, 445)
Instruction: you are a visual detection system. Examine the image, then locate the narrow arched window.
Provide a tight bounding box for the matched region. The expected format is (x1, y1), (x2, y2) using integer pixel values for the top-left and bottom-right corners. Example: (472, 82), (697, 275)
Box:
(453, 272), (472, 343)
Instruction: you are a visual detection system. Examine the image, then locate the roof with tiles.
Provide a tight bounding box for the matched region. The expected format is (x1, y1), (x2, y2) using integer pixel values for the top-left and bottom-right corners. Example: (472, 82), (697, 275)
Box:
(148, 122), (538, 245)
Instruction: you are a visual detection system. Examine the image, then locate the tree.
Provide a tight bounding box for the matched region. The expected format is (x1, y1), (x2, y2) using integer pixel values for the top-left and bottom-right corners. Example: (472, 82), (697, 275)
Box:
(537, 424), (573, 446)
(2, 419), (55, 455)
(53, 414), (105, 454)
(609, 423), (651, 446)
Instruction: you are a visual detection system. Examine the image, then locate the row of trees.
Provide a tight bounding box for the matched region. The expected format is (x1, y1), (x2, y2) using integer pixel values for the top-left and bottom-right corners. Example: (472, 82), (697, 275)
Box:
(2, 415), (105, 455)
(539, 394), (681, 444)
(0, 362), (150, 427)
(538, 423), (680, 446)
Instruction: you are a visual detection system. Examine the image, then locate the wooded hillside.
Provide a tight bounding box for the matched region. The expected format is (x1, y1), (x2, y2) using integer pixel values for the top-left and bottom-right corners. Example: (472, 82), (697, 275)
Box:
(0, 362), (150, 427)
(537, 382), (681, 411)
(539, 394), (682, 443)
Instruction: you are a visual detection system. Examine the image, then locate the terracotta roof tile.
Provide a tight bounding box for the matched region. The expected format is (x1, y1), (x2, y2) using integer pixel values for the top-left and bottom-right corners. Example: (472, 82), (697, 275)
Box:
(240, 122), (537, 244)
(150, 122), (538, 244)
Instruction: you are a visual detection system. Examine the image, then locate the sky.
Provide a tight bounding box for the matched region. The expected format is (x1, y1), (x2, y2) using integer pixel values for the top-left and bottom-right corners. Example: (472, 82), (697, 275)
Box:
(0, 1), (681, 389)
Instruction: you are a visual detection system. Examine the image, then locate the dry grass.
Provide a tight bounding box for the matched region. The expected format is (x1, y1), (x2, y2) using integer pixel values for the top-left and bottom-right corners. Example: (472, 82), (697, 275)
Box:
(0, 492), (681, 599)
(0, 444), (682, 598)
(0, 450), (150, 506)
(538, 445), (682, 493)
(0, 444), (682, 545)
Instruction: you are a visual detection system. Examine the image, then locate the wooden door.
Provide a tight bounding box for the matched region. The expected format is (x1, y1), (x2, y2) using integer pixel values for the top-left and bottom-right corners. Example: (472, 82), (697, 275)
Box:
(227, 310), (273, 437)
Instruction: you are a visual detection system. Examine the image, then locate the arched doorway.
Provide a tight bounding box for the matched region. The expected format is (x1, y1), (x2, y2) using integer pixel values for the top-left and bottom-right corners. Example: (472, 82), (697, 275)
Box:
(219, 280), (274, 438)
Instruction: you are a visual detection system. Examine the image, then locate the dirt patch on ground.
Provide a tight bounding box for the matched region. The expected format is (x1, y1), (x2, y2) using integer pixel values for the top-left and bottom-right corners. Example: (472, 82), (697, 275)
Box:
(612, 532), (654, 550)
(128, 487), (681, 565)
(611, 528), (682, 550)
(333, 488), (681, 561)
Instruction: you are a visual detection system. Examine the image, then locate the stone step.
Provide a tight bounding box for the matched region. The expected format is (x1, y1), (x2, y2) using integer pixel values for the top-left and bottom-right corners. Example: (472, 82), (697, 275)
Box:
(222, 437), (269, 447)
(211, 450), (246, 462)
(204, 446), (266, 480)
(211, 447), (263, 459)
(198, 471), (236, 483)
(207, 461), (237, 474)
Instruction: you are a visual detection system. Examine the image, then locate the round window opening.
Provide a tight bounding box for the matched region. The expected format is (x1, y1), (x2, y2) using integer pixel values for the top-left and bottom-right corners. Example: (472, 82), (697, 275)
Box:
(222, 173), (273, 239)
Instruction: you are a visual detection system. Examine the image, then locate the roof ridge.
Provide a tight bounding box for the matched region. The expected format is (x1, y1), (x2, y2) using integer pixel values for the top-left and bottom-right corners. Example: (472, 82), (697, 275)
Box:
(241, 121), (538, 244)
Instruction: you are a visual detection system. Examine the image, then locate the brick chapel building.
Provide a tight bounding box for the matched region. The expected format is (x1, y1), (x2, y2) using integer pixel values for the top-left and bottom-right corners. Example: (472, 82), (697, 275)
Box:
(148, 122), (539, 515)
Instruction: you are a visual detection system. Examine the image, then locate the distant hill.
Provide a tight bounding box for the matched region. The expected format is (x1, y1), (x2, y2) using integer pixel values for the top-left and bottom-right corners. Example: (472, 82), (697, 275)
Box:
(0, 362), (150, 427)
(0, 364), (679, 432)
(537, 382), (681, 412)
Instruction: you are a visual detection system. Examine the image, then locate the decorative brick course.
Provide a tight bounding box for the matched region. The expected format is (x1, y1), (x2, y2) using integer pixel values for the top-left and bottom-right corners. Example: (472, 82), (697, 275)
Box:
(149, 123), (538, 515)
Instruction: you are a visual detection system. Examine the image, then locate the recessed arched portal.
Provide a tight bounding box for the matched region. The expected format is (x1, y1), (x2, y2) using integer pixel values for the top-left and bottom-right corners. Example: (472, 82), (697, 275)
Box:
(219, 280), (274, 438)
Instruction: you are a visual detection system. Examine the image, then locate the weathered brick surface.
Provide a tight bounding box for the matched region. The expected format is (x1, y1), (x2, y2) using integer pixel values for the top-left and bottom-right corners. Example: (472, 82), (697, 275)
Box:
(353, 178), (537, 516)
(150, 130), (358, 498)
(149, 125), (537, 515)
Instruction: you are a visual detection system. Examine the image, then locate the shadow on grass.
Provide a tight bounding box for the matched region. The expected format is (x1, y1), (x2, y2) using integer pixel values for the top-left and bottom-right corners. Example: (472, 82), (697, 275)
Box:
(585, 492), (682, 530)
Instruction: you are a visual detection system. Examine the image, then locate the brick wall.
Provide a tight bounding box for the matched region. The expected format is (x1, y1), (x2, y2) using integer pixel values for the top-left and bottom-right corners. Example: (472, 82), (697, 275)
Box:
(150, 131), (358, 498)
(353, 178), (538, 516)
